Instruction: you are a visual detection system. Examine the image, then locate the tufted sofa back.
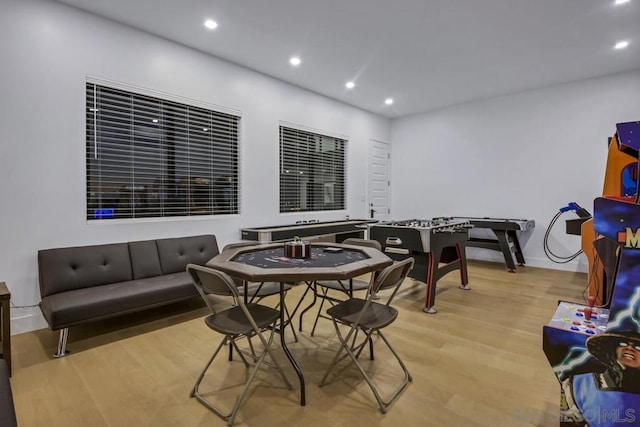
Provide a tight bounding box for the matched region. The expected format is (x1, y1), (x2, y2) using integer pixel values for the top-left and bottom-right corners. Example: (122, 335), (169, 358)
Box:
(156, 235), (219, 274)
(38, 235), (219, 298)
(38, 243), (133, 298)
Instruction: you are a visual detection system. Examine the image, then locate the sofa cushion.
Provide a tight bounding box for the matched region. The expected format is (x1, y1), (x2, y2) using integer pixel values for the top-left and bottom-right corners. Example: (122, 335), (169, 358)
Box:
(39, 272), (197, 329)
(38, 243), (133, 298)
(128, 240), (162, 280)
(156, 235), (219, 274)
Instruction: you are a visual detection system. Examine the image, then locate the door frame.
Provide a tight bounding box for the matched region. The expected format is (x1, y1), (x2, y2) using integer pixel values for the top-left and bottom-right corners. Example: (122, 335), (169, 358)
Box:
(367, 139), (391, 221)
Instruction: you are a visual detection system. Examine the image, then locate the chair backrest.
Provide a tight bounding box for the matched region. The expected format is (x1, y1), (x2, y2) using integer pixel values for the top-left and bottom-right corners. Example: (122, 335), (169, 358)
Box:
(342, 238), (382, 251)
(343, 238), (384, 287)
(372, 258), (414, 305)
(186, 264), (240, 313)
(221, 242), (259, 286)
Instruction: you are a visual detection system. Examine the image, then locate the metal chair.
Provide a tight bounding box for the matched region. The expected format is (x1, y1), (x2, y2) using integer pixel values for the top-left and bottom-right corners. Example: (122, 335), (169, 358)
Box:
(222, 242), (298, 345)
(299, 238), (383, 337)
(186, 264), (292, 426)
(319, 257), (415, 413)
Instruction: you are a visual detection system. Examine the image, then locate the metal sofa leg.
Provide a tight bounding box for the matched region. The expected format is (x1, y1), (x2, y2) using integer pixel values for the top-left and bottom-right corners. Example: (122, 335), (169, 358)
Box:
(53, 328), (69, 358)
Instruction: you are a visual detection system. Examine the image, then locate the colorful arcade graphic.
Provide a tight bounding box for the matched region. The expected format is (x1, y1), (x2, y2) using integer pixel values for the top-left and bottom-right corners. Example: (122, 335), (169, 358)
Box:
(543, 121), (640, 427)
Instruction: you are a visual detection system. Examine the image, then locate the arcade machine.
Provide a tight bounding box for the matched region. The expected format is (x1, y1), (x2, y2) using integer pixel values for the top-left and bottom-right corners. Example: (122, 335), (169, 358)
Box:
(584, 127), (639, 306)
(543, 121), (640, 426)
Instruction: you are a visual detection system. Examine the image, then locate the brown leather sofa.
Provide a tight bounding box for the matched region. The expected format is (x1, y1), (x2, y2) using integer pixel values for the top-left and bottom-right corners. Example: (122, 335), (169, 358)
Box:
(37, 235), (219, 357)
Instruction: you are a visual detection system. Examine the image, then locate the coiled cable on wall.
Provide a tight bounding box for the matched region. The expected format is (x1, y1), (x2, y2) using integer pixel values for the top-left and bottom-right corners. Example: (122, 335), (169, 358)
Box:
(543, 202), (591, 264)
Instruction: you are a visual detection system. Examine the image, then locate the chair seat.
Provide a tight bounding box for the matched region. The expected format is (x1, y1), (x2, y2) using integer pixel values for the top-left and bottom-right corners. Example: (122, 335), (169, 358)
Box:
(205, 304), (281, 335)
(315, 278), (370, 293)
(238, 282), (292, 297)
(327, 298), (398, 330)
(320, 258), (414, 414)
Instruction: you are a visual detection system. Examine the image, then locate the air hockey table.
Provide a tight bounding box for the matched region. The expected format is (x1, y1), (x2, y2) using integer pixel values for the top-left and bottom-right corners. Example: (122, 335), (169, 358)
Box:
(436, 216), (535, 272)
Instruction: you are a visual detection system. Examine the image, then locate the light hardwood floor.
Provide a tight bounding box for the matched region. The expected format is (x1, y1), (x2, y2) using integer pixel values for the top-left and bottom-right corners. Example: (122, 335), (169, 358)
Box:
(9, 261), (588, 427)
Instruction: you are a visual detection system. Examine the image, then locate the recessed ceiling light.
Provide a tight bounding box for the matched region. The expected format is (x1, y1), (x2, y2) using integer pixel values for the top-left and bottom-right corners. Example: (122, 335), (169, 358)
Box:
(384, 98), (394, 105)
(615, 0), (630, 5)
(615, 40), (629, 49)
(345, 81), (355, 89)
(152, 119), (159, 123)
(290, 57), (301, 66)
(204, 19), (218, 30)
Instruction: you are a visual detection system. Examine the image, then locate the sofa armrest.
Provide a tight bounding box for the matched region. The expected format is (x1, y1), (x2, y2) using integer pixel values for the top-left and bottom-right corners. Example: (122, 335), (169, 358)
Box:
(0, 359), (17, 427)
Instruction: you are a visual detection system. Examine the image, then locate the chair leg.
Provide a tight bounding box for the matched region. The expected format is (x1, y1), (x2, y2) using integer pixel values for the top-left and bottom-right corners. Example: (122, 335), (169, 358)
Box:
(320, 325), (411, 413)
(309, 290), (328, 337)
(297, 282), (317, 332)
(192, 328), (291, 426)
(343, 337), (388, 413)
(253, 325), (292, 390)
(283, 302), (298, 342)
(245, 335), (258, 361)
(239, 283), (309, 336)
(319, 320), (359, 386)
(351, 329), (374, 361)
(372, 330), (413, 411)
(327, 325), (387, 412)
(369, 336), (374, 360)
(229, 333), (260, 363)
(191, 336), (230, 398)
(230, 338), (251, 367)
(350, 329), (372, 361)
(310, 285), (352, 337)
(228, 328), (288, 425)
(243, 290), (298, 357)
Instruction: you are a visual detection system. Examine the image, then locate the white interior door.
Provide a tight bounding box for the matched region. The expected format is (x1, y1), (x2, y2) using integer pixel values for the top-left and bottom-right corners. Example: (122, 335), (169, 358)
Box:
(368, 140), (391, 221)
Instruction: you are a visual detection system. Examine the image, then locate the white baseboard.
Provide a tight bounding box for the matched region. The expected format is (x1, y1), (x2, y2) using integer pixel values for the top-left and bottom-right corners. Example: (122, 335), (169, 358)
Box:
(518, 256), (588, 273)
(466, 249), (588, 273)
(11, 308), (48, 335)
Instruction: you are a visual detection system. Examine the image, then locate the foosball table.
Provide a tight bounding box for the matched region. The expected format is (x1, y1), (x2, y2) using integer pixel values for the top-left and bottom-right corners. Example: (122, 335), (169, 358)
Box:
(369, 218), (472, 314)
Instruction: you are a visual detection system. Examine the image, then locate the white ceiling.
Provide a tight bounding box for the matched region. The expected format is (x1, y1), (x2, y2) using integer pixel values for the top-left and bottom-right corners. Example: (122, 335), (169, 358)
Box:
(54, 0), (640, 118)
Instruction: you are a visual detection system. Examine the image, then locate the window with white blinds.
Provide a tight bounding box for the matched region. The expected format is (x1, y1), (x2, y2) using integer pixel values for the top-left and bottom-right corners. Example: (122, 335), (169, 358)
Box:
(86, 82), (240, 220)
(279, 125), (346, 213)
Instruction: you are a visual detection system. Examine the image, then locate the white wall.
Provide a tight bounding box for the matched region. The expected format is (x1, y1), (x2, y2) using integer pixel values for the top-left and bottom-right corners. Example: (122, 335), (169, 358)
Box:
(391, 69), (640, 272)
(0, 0), (390, 334)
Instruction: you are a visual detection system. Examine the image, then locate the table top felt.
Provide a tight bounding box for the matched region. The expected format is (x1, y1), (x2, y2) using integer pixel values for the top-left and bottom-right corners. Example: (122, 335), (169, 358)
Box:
(231, 246), (368, 269)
